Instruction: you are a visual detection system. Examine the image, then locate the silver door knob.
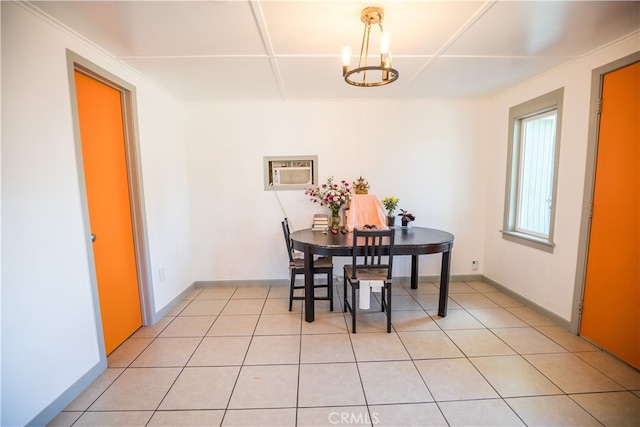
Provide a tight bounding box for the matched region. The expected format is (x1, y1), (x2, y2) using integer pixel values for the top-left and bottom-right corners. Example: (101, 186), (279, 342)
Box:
(91, 234), (97, 242)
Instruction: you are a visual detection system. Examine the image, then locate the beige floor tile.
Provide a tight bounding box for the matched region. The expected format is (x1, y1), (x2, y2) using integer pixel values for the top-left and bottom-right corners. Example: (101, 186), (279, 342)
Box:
(386, 295), (424, 310)
(483, 292), (524, 307)
(506, 395), (601, 426)
(466, 281), (497, 292)
(89, 368), (181, 410)
(196, 286), (237, 300)
(300, 333), (355, 363)
(254, 313), (302, 335)
(73, 411), (153, 426)
(414, 358), (499, 401)
(207, 315), (259, 336)
(64, 368), (124, 411)
(166, 300), (189, 316)
(130, 317), (171, 338)
(491, 327), (567, 355)
(222, 408), (296, 426)
(296, 406), (370, 426)
(397, 331), (465, 360)
(220, 299), (264, 315)
(228, 365), (298, 409)
(390, 310), (439, 331)
(298, 362), (366, 407)
(575, 350), (640, 390)
(131, 337), (200, 367)
(525, 353), (625, 393)
(450, 293), (500, 309)
(448, 282), (479, 294)
(350, 332), (410, 362)
(46, 411), (82, 427)
(182, 299), (228, 316)
(445, 329), (516, 357)
(428, 308), (484, 330)
(439, 399), (525, 426)
(369, 402), (448, 426)
(262, 297), (301, 314)
(415, 295), (461, 310)
(231, 286), (270, 299)
(188, 336), (251, 366)
(108, 338), (152, 367)
(159, 315), (216, 337)
(470, 355), (562, 397)
(301, 311), (348, 334)
(467, 308), (528, 328)
(345, 310), (389, 333)
(267, 285), (291, 299)
(402, 282), (440, 295)
(507, 306), (558, 327)
(244, 335), (300, 365)
(158, 366), (240, 410)
(183, 288), (203, 300)
(571, 391), (640, 427)
(536, 325), (600, 352)
(358, 360), (433, 404)
(148, 410), (224, 426)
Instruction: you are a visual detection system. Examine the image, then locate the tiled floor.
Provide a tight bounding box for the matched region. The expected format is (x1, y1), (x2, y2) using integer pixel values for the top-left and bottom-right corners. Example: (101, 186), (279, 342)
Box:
(50, 281), (639, 426)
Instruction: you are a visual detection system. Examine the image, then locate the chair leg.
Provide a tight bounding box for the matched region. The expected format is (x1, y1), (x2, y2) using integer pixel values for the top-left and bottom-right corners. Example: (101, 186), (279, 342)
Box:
(343, 276), (348, 313)
(386, 283), (392, 333)
(289, 272), (295, 311)
(328, 272), (334, 312)
(351, 283), (357, 333)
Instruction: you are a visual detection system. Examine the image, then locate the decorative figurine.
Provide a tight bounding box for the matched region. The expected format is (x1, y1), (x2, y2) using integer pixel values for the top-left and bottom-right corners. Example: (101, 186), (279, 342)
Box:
(353, 176), (370, 194)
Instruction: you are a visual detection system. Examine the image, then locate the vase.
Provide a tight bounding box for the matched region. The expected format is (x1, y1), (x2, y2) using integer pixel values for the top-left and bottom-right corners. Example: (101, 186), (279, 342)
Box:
(401, 219), (410, 227)
(387, 215), (395, 227)
(330, 207), (341, 230)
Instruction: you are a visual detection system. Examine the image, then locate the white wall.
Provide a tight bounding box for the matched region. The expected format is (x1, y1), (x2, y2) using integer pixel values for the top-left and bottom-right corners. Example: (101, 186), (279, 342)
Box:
(184, 99), (489, 282)
(483, 34), (639, 322)
(1, 3), (193, 425)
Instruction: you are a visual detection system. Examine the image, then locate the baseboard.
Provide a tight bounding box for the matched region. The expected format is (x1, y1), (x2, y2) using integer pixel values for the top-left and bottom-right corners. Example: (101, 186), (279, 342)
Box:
(27, 358), (107, 427)
(482, 275), (570, 330)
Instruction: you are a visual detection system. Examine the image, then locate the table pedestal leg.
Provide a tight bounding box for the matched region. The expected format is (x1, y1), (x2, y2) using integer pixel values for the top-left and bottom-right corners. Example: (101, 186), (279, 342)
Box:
(410, 255), (419, 289)
(438, 250), (451, 317)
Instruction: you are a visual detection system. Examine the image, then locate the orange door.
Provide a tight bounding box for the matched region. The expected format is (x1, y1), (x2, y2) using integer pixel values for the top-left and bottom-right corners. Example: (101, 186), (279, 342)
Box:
(580, 61), (639, 368)
(75, 71), (142, 355)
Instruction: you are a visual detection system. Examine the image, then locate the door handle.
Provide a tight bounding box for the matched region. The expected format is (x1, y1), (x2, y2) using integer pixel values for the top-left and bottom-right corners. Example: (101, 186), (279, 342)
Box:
(91, 234), (97, 243)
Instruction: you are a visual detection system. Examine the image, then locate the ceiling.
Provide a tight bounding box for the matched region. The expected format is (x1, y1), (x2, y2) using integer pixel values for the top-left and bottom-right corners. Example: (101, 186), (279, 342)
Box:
(31, 1), (640, 102)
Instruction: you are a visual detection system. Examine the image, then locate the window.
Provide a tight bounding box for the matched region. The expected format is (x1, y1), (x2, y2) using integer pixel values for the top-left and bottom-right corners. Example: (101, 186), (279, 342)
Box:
(502, 88), (563, 252)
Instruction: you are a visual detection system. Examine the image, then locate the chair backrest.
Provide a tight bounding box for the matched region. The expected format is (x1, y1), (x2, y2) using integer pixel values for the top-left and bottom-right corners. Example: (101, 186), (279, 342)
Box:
(350, 228), (395, 280)
(281, 218), (295, 263)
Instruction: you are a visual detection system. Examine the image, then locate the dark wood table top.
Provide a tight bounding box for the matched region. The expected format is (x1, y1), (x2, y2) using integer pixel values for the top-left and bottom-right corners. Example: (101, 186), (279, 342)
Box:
(290, 226), (454, 256)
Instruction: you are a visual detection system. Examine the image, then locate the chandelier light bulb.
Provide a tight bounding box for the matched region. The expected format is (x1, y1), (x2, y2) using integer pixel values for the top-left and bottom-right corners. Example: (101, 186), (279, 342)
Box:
(380, 31), (390, 54)
(341, 45), (352, 67)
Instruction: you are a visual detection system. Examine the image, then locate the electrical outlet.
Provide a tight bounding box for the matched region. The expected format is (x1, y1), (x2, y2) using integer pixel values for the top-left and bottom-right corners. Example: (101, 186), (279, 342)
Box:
(471, 260), (479, 271)
(159, 267), (166, 283)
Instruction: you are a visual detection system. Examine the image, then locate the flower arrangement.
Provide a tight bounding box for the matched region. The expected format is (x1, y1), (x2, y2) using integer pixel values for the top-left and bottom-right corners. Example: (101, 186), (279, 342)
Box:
(305, 176), (353, 212)
(381, 196), (399, 216)
(399, 209), (416, 226)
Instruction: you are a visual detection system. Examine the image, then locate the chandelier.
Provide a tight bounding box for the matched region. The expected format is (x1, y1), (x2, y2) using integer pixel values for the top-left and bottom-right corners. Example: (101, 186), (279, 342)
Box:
(341, 6), (399, 87)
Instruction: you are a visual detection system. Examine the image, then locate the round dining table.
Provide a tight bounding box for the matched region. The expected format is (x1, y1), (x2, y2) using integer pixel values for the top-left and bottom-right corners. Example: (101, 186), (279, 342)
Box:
(290, 226), (454, 322)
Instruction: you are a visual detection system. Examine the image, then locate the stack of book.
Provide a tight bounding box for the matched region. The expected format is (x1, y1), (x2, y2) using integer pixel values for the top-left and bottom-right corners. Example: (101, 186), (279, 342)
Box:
(311, 214), (329, 231)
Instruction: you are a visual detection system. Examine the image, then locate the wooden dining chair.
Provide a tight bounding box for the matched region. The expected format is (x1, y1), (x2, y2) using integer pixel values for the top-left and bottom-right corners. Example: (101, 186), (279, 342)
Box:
(343, 227), (395, 332)
(281, 218), (334, 311)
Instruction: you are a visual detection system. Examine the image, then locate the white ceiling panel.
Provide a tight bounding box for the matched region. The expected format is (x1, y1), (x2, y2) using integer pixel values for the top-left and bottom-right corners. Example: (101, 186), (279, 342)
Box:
(29, 0), (640, 101)
(403, 56), (571, 98)
(445, 1), (640, 56)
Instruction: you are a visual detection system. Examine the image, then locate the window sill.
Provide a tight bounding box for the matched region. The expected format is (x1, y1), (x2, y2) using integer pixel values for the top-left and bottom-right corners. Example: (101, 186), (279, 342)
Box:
(500, 230), (555, 253)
